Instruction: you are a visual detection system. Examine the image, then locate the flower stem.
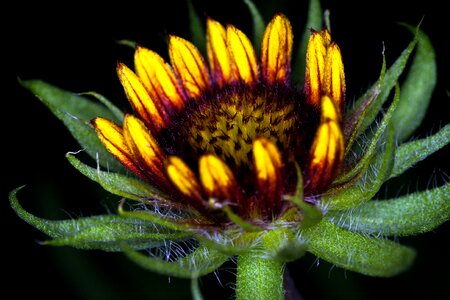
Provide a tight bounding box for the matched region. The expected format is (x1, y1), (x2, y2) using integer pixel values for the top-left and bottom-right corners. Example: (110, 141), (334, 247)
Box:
(236, 254), (285, 300)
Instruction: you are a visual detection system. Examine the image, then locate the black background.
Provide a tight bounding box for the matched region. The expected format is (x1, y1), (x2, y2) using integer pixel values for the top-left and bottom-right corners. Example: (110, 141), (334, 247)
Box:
(3, 0), (449, 299)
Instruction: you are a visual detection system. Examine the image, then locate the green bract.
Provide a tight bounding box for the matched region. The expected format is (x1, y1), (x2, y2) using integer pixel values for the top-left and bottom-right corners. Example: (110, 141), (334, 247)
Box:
(10, 0), (449, 299)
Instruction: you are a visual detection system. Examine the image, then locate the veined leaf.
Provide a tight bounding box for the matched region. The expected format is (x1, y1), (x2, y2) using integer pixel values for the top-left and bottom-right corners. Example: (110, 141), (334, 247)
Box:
(302, 220), (416, 277)
(327, 182), (450, 236)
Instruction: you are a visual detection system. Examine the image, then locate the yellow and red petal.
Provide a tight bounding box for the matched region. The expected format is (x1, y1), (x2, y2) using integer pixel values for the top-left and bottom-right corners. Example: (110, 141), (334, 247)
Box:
(91, 117), (144, 178)
(199, 154), (236, 201)
(169, 35), (211, 99)
(261, 13), (293, 84)
(304, 30), (328, 107)
(166, 156), (203, 201)
(307, 96), (344, 191)
(122, 115), (169, 187)
(134, 46), (186, 110)
(117, 63), (166, 133)
(253, 138), (282, 209)
(323, 43), (346, 112)
(227, 25), (258, 84)
(206, 18), (236, 86)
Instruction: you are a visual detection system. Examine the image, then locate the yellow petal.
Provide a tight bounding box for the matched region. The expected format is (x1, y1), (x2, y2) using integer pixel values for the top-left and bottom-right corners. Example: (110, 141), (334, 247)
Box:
(166, 156), (202, 200)
(261, 13), (293, 83)
(199, 154), (236, 200)
(117, 63), (166, 132)
(134, 46), (186, 110)
(308, 96), (344, 191)
(169, 35), (211, 99)
(206, 18), (235, 86)
(227, 25), (258, 84)
(123, 115), (168, 186)
(91, 117), (143, 178)
(323, 43), (346, 112)
(304, 30), (328, 107)
(253, 138), (282, 205)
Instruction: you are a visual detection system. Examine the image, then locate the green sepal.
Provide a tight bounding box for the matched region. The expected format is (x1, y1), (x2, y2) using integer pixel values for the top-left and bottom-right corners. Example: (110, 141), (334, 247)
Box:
(243, 0), (264, 53)
(221, 205), (262, 232)
(326, 88), (398, 210)
(122, 244), (230, 278)
(336, 84), (399, 184)
(188, 0), (206, 55)
(9, 187), (188, 251)
(80, 91), (125, 123)
(327, 182), (450, 236)
(116, 39), (137, 49)
(198, 230), (262, 256)
(302, 220), (416, 277)
(261, 228), (307, 262)
(392, 26), (437, 142)
(293, 0), (322, 85)
(66, 153), (169, 202)
(391, 123), (450, 178)
(347, 29), (417, 136)
(20, 79), (123, 172)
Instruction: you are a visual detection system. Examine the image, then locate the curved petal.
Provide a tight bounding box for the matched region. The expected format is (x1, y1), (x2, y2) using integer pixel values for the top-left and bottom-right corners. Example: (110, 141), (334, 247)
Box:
(261, 13), (293, 84)
(206, 18), (235, 86)
(166, 156), (203, 203)
(323, 42), (346, 112)
(227, 25), (258, 84)
(123, 115), (169, 187)
(135, 46), (186, 111)
(199, 154), (237, 201)
(169, 35), (211, 99)
(91, 117), (143, 178)
(117, 63), (166, 132)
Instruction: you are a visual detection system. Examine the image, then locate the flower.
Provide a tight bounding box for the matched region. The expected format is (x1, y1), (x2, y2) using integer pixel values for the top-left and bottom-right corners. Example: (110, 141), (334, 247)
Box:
(92, 14), (345, 225)
(11, 1), (450, 299)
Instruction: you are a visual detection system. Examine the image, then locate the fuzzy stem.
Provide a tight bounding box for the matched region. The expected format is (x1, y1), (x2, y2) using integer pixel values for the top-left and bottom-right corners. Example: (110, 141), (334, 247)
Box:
(236, 254), (285, 300)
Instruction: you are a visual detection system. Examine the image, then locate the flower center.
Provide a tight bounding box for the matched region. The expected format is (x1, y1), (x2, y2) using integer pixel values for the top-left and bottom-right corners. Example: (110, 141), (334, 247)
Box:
(160, 83), (314, 169)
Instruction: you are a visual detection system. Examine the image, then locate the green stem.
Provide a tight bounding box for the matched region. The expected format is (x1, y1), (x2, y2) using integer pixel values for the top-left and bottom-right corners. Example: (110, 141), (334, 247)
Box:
(236, 254), (285, 300)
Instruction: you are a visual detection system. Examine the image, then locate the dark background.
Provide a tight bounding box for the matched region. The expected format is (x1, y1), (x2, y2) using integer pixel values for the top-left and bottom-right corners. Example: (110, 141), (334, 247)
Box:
(3, 0), (449, 299)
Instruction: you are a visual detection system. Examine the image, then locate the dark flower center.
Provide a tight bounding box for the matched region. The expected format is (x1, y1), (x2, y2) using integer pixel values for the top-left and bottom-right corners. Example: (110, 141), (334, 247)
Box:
(160, 82), (317, 170)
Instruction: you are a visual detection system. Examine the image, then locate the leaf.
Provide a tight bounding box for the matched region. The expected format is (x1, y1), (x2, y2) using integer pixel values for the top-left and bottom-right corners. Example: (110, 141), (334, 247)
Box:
(81, 91), (125, 123)
(347, 30), (417, 136)
(327, 182), (450, 236)
(122, 244), (230, 278)
(66, 153), (169, 201)
(21, 79), (124, 172)
(188, 0), (206, 55)
(391, 124), (450, 178)
(302, 220), (416, 277)
(9, 187), (188, 251)
(243, 0), (265, 53)
(392, 27), (437, 142)
(293, 0), (322, 85)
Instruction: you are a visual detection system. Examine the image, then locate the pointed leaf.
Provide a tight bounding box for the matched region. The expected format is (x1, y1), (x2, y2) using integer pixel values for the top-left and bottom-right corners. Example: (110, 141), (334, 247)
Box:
(21, 80), (123, 171)
(243, 0), (265, 52)
(9, 187), (188, 251)
(327, 182), (450, 236)
(188, 0), (206, 54)
(391, 124), (450, 178)
(66, 153), (169, 201)
(392, 27), (437, 141)
(302, 220), (416, 277)
(122, 244), (230, 278)
(293, 0), (322, 85)
(347, 32), (417, 135)
(81, 91), (125, 123)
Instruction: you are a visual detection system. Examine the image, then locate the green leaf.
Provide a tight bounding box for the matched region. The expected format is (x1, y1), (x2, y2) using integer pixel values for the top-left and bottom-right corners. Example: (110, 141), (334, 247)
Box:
(326, 93), (398, 210)
(347, 31), (417, 135)
(392, 27), (437, 142)
(243, 0), (265, 53)
(81, 91), (125, 123)
(9, 187), (188, 251)
(122, 244), (230, 278)
(293, 0), (322, 85)
(21, 80), (123, 172)
(66, 153), (169, 201)
(302, 220), (416, 277)
(188, 0), (206, 55)
(391, 124), (450, 178)
(327, 182), (450, 236)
